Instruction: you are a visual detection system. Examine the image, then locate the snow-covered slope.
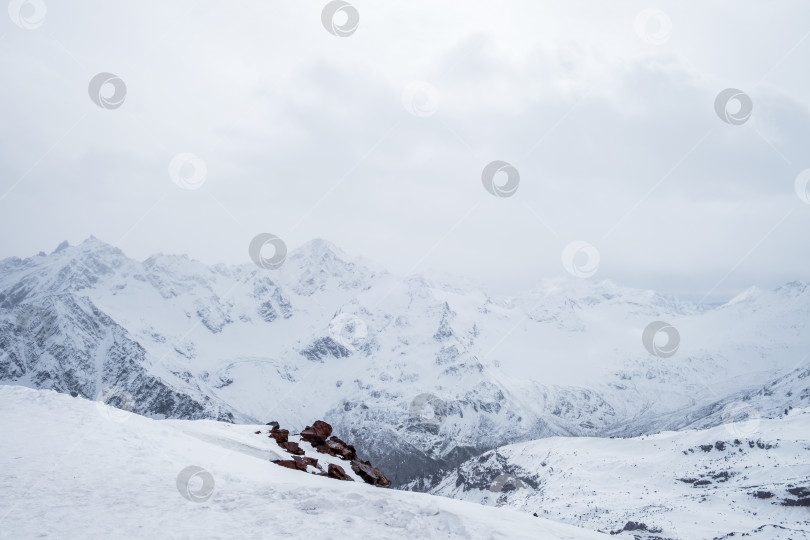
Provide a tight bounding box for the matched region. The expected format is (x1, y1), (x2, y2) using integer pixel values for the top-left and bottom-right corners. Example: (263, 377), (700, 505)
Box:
(1, 237), (809, 487)
(0, 385), (607, 539)
(431, 408), (810, 539)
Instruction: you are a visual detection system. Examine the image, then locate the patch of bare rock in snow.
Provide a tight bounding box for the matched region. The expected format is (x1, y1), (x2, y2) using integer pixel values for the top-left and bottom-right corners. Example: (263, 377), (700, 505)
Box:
(264, 418), (391, 487)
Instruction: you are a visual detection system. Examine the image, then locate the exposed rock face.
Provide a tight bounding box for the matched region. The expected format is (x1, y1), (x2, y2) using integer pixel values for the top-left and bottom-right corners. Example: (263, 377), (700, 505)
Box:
(351, 459), (391, 488)
(273, 459), (307, 472)
(327, 464), (353, 481)
(279, 441), (304, 455)
(313, 444), (331, 455)
(326, 436), (357, 460)
(609, 521), (663, 535)
(300, 421), (358, 461)
(297, 456), (320, 469)
(782, 486), (810, 506)
(266, 419), (389, 487)
(269, 427), (289, 444)
(0, 295), (237, 423)
(273, 455), (322, 472)
(300, 420), (332, 445)
(299, 337), (351, 362)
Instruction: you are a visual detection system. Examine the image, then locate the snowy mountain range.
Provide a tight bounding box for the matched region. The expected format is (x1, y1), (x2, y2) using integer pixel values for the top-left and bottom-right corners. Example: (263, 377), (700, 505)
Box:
(1, 236), (809, 495)
(431, 406), (810, 538)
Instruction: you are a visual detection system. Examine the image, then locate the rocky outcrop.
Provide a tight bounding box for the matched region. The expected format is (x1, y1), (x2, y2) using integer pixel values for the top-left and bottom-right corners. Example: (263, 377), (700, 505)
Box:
(269, 427), (289, 444)
(299, 337), (351, 362)
(327, 464), (353, 481)
(273, 459), (307, 472)
(265, 419), (389, 488)
(298, 456), (320, 469)
(279, 441), (304, 455)
(273, 455), (321, 473)
(325, 436), (357, 460)
(300, 420), (332, 445)
(350, 459), (391, 488)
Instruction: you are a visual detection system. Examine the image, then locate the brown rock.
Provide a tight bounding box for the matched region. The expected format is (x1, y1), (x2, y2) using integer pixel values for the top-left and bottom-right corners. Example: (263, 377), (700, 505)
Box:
(291, 455), (321, 470)
(326, 437), (357, 460)
(254, 430), (262, 434)
(314, 444), (332, 455)
(350, 459), (391, 488)
(329, 435), (351, 446)
(300, 420), (333, 445)
(327, 464), (354, 481)
(279, 441), (305, 455)
(269, 428), (289, 444)
(303, 457), (320, 469)
(273, 459), (306, 472)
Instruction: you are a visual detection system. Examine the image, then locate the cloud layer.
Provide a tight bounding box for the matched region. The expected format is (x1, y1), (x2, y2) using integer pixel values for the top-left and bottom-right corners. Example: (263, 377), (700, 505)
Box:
(1, 0), (809, 301)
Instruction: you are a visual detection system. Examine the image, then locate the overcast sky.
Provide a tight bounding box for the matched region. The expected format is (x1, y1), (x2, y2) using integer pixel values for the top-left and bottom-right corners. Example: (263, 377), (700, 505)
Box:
(1, 1), (809, 302)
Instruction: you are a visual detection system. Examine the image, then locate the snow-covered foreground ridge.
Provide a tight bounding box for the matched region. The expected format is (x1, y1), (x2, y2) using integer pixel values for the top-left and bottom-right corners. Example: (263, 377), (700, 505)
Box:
(432, 408), (810, 539)
(1, 236), (809, 487)
(0, 386), (607, 540)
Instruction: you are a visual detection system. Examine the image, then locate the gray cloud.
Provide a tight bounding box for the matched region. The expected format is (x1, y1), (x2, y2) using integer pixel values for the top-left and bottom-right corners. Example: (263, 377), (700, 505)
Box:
(1, 0), (809, 303)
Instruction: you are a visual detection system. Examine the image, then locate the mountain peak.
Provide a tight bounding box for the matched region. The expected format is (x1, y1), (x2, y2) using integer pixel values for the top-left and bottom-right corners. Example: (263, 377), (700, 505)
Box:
(48, 236), (125, 258)
(280, 238), (379, 295)
(287, 238), (356, 269)
(293, 238), (346, 259)
(52, 240), (70, 254)
(79, 235), (115, 249)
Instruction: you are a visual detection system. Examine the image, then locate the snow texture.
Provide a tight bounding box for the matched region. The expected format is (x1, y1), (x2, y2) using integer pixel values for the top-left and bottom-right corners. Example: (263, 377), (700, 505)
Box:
(0, 385), (606, 539)
(432, 407), (810, 538)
